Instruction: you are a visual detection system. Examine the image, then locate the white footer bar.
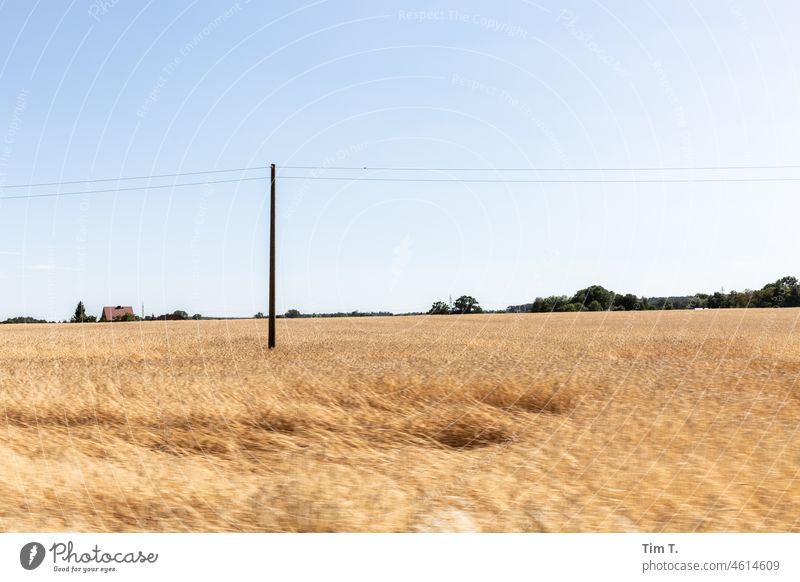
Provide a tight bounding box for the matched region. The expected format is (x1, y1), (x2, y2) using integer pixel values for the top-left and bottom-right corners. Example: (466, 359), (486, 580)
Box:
(1, 533), (797, 581)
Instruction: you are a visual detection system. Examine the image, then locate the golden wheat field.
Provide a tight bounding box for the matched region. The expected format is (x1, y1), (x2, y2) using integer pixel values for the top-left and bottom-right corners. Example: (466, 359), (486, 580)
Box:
(1, 309), (798, 532)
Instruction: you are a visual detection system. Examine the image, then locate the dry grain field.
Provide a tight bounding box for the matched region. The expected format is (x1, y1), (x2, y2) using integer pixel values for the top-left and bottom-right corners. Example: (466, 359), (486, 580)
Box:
(1, 310), (798, 532)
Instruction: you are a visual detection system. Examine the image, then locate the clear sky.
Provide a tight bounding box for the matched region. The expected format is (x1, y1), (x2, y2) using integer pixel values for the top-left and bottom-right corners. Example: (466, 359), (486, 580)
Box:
(0, 1), (798, 319)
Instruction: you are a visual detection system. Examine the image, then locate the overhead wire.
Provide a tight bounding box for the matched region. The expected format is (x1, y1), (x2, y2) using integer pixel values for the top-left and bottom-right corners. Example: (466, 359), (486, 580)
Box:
(0, 176), (266, 201)
(2, 161), (800, 200)
(0, 166), (266, 190)
(281, 163), (800, 172)
(277, 175), (800, 184)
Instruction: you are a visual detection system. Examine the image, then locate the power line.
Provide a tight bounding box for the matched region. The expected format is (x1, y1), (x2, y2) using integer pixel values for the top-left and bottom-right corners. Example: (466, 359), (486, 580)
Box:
(282, 163), (800, 172)
(0, 176), (265, 201)
(278, 175), (800, 184)
(3, 173), (798, 201)
(0, 166), (266, 190)
(3, 161), (800, 192)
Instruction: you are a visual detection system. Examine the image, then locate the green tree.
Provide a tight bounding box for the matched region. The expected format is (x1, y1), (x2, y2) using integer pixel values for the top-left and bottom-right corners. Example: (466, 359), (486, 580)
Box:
(529, 297), (545, 313)
(71, 301), (88, 323)
(570, 285), (615, 311)
(587, 300), (603, 312)
(285, 309), (301, 318)
(531, 295), (569, 312)
(254, 312), (265, 319)
(427, 301), (451, 315)
(452, 295), (482, 314)
(615, 293), (640, 311)
(760, 276), (800, 308)
(728, 290), (752, 308)
(707, 292), (728, 309)
(2, 316), (48, 324)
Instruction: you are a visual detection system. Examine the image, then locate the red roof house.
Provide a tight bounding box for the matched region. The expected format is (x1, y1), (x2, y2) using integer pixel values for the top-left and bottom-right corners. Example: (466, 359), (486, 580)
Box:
(101, 305), (134, 322)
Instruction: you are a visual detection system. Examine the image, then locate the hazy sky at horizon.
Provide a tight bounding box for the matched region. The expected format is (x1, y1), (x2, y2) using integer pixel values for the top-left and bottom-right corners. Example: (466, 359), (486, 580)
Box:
(0, 1), (798, 319)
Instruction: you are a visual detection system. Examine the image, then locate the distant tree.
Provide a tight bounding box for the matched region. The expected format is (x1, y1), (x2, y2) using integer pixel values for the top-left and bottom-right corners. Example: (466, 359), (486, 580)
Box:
(254, 312), (265, 319)
(570, 285), (614, 311)
(756, 276), (800, 308)
(529, 298), (544, 313)
(727, 290), (752, 308)
(707, 292), (728, 309)
(615, 293), (641, 311)
(118, 312), (136, 322)
(427, 301), (451, 315)
(191, 313), (202, 320)
(452, 295), (482, 314)
(71, 301), (88, 323)
(285, 309), (301, 318)
(775, 276), (800, 307)
(530, 295), (569, 313)
(687, 294), (709, 309)
(1, 316), (48, 324)
(587, 300), (603, 312)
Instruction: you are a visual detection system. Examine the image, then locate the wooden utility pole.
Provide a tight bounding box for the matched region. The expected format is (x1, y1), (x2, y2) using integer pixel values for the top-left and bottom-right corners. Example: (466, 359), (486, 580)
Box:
(268, 163), (276, 349)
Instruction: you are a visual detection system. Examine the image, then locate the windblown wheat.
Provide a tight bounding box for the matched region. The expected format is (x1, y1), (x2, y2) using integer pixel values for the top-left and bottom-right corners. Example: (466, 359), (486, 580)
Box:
(1, 310), (798, 531)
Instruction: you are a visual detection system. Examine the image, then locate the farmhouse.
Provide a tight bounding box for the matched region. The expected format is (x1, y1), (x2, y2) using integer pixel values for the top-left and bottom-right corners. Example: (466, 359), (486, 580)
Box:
(100, 305), (134, 322)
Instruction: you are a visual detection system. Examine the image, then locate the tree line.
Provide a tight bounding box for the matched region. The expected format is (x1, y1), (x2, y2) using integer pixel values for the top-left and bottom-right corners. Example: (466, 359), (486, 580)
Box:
(2, 276), (798, 324)
(427, 295), (483, 315)
(278, 309), (395, 318)
(507, 275), (800, 313)
(68, 302), (202, 322)
(1, 302), (203, 324)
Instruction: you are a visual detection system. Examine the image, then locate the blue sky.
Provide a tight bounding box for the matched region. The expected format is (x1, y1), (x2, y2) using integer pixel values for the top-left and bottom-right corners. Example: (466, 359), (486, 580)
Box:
(0, 1), (798, 319)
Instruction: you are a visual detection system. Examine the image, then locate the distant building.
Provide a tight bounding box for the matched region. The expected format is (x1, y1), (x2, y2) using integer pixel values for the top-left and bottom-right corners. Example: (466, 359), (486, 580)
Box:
(101, 305), (134, 322)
